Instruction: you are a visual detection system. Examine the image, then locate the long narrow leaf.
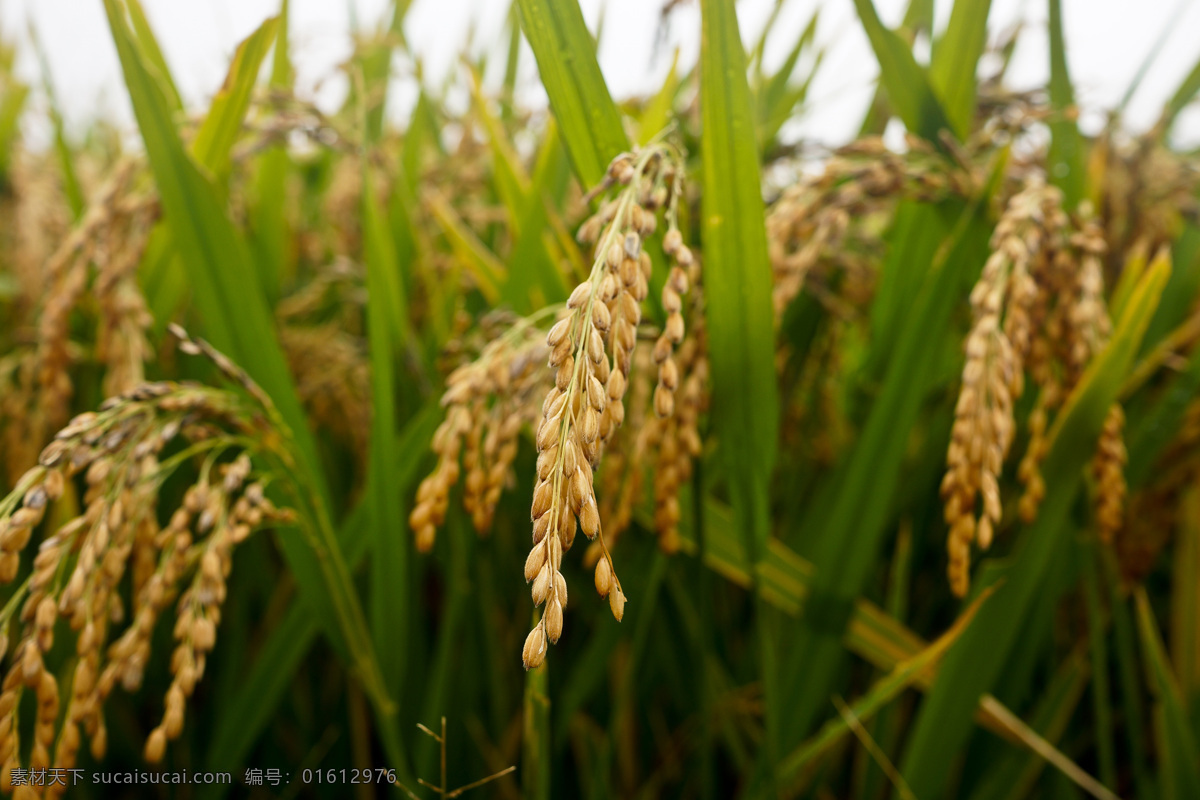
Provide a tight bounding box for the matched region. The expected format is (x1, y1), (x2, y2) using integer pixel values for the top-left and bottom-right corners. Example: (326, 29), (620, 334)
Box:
(515, 0), (627, 188)
(1047, 0), (1086, 207)
(851, 0), (953, 144)
(699, 0), (781, 779)
(191, 17), (279, 182)
(780, 588), (993, 782)
(1135, 588), (1200, 799)
(928, 0), (992, 138)
(362, 161), (409, 771)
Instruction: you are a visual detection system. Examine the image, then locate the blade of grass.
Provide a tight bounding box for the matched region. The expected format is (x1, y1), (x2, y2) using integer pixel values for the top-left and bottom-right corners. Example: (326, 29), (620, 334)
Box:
(0, 77), (27, 184)
(928, 0), (992, 139)
(779, 194), (993, 749)
(125, 0), (183, 111)
(1135, 588), (1200, 799)
(502, 119), (570, 312)
(1102, 549), (1152, 798)
(857, 522), (914, 800)
(362, 149), (408, 769)
(359, 0), (414, 141)
(1138, 227), (1200, 356)
(191, 17), (279, 182)
(638, 50), (680, 147)
(501, 3), (521, 121)
(415, 512), (473, 781)
(898, 252), (1169, 798)
(1047, 0), (1086, 208)
(140, 14), (285, 326)
(27, 24), (84, 218)
(249, 0), (293, 300)
(515, 0), (627, 188)
(780, 587), (992, 783)
(968, 652), (1091, 800)
(1116, 0), (1189, 116)
(979, 692), (1117, 800)
(757, 10), (820, 150)
(467, 64), (529, 230)
(522, 631), (551, 800)
(1155, 42), (1200, 137)
(1083, 546), (1119, 791)
(699, 0), (782, 786)
(1173, 490), (1200, 718)
(859, 0), (934, 135)
(1127, 250), (1200, 486)
(850, 0), (953, 145)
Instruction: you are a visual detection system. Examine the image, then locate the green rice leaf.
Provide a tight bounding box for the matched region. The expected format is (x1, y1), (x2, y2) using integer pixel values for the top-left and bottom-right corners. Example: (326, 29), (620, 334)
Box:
(503, 119), (571, 312)
(851, 0), (953, 144)
(699, 0), (783, 782)
(515, 0), (627, 188)
(970, 652), (1091, 800)
(191, 16), (279, 182)
(28, 25), (84, 218)
(467, 65), (529, 230)
(859, 0), (934, 135)
(1135, 588), (1200, 800)
(1157, 50), (1200, 137)
(928, 0), (992, 138)
(1172, 491), (1200, 715)
(757, 10), (820, 149)
(140, 14), (283, 325)
(1047, 0), (1086, 207)
(522, 636), (551, 800)
(428, 193), (504, 304)
(125, 0), (183, 111)
(698, 0), (779, 576)
(639, 49), (680, 147)
(779, 191), (993, 750)
(0, 79), (27, 183)
(248, 0), (293, 300)
(779, 587), (993, 783)
(362, 161), (408, 766)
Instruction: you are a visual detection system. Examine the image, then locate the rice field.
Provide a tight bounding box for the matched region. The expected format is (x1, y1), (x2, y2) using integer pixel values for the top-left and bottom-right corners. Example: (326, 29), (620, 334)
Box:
(0, 0), (1198, 797)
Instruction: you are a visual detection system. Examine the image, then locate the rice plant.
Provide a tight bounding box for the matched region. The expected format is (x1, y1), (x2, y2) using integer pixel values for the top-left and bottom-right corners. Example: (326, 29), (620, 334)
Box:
(0, 0), (1198, 797)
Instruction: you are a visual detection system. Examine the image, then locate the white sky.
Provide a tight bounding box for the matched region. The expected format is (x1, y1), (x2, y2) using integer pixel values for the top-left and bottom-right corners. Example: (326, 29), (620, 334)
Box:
(1, 0), (1199, 149)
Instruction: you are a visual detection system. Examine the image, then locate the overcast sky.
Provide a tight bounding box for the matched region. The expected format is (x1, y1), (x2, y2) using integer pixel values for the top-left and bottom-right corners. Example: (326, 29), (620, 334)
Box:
(2, 0), (1198, 149)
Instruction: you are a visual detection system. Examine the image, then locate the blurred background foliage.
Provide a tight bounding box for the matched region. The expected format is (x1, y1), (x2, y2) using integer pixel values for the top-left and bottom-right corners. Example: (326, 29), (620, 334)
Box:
(0, 0), (1197, 798)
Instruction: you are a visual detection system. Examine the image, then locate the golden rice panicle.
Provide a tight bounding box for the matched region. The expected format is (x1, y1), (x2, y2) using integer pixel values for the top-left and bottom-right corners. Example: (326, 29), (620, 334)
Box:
(143, 465), (288, 764)
(1016, 390), (1053, 522)
(1015, 208), (1111, 523)
(1092, 404), (1127, 544)
(409, 322), (550, 551)
(942, 178), (1055, 597)
(647, 327), (708, 554)
(766, 136), (970, 318)
(522, 144), (685, 669)
(33, 159), (157, 448)
(592, 354), (655, 562)
(944, 177), (1115, 595)
(411, 404), (469, 552)
(0, 355), (297, 780)
(651, 162), (693, 420)
(281, 324), (372, 461)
